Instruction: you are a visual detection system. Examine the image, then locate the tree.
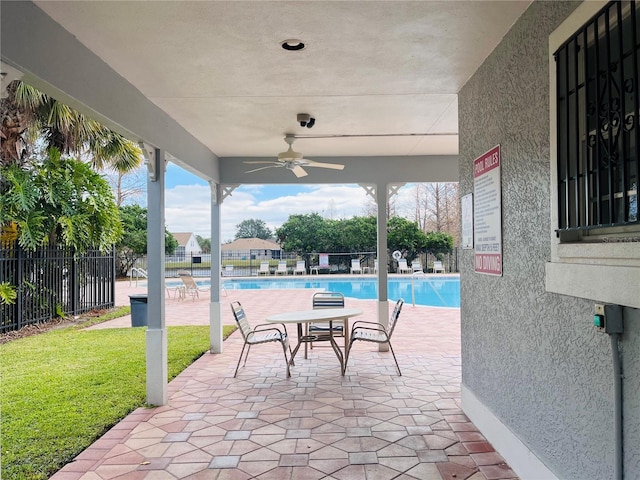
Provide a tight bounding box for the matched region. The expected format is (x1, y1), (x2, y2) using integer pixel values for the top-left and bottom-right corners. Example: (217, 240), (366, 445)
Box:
(196, 235), (211, 253)
(1, 80), (141, 172)
(335, 216), (377, 252)
(102, 168), (146, 207)
(411, 182), (460, 246)
(276, 213), (326, 253)
(115, 205), (177, 277)
(235, 218), (272, 240)
(424, 231), (454, 255)
(0, 149), (122, 252)
(387, 216), (427, 265)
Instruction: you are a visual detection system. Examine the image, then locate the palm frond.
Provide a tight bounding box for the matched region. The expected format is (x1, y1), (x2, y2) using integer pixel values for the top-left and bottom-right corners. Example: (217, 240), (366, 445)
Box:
(14, 82), (47, 112)
(88, 127), (142, 173)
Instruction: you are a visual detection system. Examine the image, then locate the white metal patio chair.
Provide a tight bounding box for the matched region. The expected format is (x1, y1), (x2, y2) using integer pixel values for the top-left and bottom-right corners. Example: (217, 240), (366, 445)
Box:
(258, 261), (270, 275)
(397, 259), (412, 274)
(275, 260), (288, 275)
(230, 301), (293, 378)
(294, 260), (306, 275)
(411, 260), (423, 273)
(350, 259), (362, 274)
(433, 261), (445, 273)
(344, 298), (404, 376)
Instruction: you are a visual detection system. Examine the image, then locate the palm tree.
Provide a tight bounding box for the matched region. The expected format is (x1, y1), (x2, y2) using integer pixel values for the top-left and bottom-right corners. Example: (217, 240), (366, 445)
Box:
(0, 80), (141, 171)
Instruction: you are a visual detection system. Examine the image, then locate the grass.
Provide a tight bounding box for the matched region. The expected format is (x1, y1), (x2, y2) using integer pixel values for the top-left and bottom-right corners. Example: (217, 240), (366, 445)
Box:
(0, 313), (237, 480)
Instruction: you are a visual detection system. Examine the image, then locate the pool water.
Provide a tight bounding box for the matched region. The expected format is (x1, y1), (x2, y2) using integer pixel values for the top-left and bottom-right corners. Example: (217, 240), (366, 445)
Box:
(175, 276), (460, 308)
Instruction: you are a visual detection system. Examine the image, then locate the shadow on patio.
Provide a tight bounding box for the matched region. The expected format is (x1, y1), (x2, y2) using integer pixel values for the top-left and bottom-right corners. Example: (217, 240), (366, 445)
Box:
(53, 283), (517, 480)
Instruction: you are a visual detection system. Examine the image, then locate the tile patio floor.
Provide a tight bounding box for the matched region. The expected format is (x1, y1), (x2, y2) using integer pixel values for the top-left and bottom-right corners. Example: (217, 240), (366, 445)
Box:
(51, 278), (518, 480)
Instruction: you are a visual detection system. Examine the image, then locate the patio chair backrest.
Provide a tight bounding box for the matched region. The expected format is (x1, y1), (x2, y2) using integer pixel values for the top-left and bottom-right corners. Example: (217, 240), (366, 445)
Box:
(312, 292), (345, 309)
(398, 259), (408, 269)
(412, 261), (422, 272)
(178, 271), (197, 289)
(230, 301), (252, 340)
(387, 299), (404, 338)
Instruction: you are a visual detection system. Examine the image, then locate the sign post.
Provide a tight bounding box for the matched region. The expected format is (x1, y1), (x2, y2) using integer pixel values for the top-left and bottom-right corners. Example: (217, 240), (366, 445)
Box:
(473, 145), (502, 276)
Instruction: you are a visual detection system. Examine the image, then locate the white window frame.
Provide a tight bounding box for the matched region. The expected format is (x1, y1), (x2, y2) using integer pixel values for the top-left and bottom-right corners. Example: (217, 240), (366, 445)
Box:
(547, 0), (640, 308)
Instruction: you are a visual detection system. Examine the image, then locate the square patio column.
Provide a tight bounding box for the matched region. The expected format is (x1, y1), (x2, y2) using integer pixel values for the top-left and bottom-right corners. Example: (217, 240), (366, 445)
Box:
(209, 182), (223, 354)
(376, 183), (390, 352)
(146, 147), (168, 405)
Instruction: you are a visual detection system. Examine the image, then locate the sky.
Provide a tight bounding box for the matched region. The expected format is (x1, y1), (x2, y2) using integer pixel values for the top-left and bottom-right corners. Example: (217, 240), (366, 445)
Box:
(162, 163), (390, 242)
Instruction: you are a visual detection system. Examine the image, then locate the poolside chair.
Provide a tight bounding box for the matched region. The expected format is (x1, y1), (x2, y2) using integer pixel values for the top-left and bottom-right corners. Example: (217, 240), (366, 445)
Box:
(177, 270), (210, 301)
(411, 259), (423, 273)
(305, 292), (346, 357)
(374, 259), (378, 274)
(275, 260), (288, 275)
(350, 259), (362, 274)
(294, 260), (306, 275)
(397, 259), (412, 274)
(230, 301), (292, 378)
(258, 261), (270, 275)
(166, 284), (186, 300)
(223, 265), (234, 277)
(433, 261), (445, 273)
(344, 298), (404, 376)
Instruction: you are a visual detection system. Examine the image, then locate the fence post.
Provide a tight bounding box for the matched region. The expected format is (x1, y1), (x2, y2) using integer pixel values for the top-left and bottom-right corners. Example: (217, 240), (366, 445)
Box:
(71, 247), (78, 314)
(16, 245), (23, 329)
(111, 245), (117, 306)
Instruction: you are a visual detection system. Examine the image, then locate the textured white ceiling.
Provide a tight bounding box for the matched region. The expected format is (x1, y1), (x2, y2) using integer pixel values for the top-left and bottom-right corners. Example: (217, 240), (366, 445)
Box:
(36, 1), (530, 159)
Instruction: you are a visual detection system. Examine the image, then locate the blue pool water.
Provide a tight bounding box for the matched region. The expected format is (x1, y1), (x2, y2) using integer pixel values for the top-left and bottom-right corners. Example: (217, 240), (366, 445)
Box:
(174, 276), (460, 308)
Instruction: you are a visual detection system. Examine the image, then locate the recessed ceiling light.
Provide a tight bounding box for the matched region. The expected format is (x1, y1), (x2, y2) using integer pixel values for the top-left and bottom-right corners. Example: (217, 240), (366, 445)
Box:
(281, 39), (305, 51)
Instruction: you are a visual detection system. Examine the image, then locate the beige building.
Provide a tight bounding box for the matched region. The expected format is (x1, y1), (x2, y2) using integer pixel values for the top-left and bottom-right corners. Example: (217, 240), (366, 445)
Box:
(221, 237), (281, 260)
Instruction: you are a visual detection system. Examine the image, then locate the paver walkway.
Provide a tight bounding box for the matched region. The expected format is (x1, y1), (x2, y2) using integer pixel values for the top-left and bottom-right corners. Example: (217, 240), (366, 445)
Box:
(52, 278), (518, 479)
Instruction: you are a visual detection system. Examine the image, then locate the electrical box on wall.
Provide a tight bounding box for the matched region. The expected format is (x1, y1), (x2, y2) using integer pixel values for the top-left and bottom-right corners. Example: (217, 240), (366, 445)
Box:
(594, 304), (623, 334)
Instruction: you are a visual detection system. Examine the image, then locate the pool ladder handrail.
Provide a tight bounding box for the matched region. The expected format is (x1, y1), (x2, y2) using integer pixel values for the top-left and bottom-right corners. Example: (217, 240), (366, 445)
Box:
(129, 267), (148, 287)
(411, 271), (448, 307)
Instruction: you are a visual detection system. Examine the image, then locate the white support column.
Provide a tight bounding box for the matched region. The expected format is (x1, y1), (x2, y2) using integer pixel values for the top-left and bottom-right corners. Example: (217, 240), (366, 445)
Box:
(376, 184), (390, 352)
(146, 147), (168, 406)
(209, 182), (223, 354)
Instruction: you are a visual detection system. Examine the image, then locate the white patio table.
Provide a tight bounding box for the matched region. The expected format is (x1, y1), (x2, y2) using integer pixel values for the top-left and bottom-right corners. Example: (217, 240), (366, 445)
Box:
(265, 307), (362, 375)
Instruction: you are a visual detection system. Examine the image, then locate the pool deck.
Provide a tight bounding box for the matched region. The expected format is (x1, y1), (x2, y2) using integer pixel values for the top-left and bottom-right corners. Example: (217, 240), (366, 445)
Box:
(54, 275), (518, 480)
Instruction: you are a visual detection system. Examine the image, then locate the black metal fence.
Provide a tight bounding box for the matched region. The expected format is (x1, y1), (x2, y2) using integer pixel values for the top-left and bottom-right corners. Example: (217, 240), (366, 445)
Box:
(0, 245), (115, 333)
(132, 248), (459, 278)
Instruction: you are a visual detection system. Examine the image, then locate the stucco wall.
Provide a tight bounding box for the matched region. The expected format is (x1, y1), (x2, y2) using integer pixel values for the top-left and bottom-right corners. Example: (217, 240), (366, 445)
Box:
(459, 1), (639, 478)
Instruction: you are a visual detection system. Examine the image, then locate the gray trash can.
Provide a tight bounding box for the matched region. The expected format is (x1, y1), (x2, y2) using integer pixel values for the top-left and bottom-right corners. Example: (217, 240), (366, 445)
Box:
(129, 294), (148, 327)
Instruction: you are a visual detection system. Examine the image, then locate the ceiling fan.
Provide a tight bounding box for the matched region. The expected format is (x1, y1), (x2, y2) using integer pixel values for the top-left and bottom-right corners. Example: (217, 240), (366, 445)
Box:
(244, 134), (345, 178)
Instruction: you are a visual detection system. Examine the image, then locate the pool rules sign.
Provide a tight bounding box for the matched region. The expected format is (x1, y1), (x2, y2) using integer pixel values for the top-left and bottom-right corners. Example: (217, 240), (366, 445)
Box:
(473, 145), (502, 276)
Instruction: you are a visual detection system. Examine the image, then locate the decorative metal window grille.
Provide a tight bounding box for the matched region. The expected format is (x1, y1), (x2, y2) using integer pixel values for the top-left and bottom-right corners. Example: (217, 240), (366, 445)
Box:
(555, 1), (639, 237)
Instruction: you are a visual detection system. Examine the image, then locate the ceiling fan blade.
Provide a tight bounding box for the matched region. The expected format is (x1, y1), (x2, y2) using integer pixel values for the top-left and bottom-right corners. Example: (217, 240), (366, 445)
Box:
(305, 161), (345, 170)
(244, 160), (279, 165)
(291, 166), (308, 178)
(245, 165), (279, 174)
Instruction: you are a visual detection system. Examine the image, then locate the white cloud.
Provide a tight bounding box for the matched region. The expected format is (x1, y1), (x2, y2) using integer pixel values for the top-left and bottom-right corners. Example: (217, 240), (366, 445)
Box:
(164, 184), (375, 241)
(164, 184), (212, 238)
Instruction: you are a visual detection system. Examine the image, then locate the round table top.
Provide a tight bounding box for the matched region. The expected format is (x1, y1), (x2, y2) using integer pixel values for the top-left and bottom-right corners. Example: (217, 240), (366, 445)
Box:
(265, 308), (363, 324)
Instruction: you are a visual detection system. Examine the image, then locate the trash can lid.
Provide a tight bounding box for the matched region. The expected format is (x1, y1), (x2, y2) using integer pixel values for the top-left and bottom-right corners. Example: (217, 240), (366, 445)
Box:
(129, 294), (148, 299)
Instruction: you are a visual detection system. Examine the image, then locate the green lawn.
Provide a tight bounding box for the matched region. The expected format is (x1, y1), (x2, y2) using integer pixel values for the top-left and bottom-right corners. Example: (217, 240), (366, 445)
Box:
(0, 318), (237, 480)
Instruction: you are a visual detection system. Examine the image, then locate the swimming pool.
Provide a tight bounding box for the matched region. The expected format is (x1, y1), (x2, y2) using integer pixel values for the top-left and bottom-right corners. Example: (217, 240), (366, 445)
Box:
(174, 276), (460, 308)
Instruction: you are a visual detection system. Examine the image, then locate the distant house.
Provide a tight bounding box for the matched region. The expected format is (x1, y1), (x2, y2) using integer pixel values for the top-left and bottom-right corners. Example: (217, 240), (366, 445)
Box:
(172, 232), (201, 257)
(221, 238), (281, 260)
